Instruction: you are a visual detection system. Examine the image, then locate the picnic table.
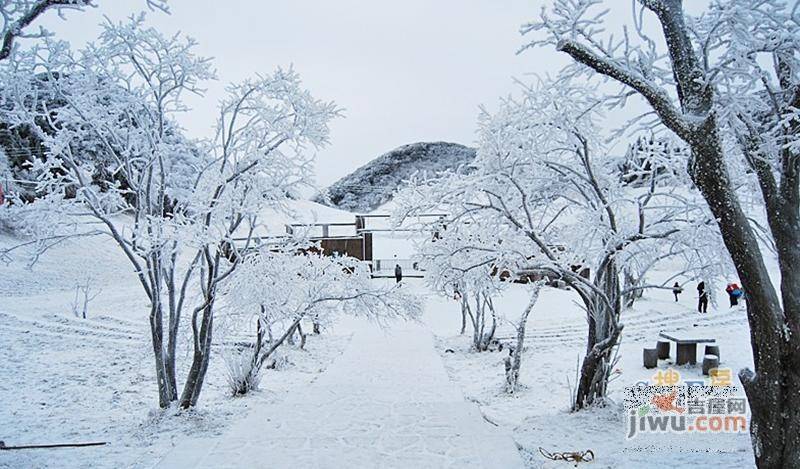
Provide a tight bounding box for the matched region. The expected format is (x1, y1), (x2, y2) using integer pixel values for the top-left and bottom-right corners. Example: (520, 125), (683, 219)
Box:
(658, 332), (716, 365)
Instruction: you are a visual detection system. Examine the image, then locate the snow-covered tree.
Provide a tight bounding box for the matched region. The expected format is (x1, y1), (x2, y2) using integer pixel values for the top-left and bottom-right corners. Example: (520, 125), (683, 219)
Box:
(0, 2), (170, 202)
(0, 16), (340, 409)
(221, 247), (422, 395)
(0, 0), (168, 61)
(410, 218), (509, 351)
(175, 64), (339, 408)
(395, 79), (713, 410)
(524, 1), (800, 465)
(400, 206), (545, 390)
(504, 282), (542, 394)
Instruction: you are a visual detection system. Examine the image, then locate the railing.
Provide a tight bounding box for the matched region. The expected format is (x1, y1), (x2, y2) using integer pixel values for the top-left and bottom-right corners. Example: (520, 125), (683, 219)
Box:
(369, 258), (424, 279)
(285, 222), (358, 238)
(356, 213), (446, 233)
(371, 258), (422, 272)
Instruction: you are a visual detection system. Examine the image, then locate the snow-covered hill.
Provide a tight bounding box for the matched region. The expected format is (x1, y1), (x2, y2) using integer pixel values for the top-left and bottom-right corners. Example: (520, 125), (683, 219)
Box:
(314, 142), (476, 212)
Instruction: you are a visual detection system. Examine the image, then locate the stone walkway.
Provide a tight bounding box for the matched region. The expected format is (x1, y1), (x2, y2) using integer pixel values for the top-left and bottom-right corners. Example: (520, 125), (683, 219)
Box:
(158, 321), (524, 468)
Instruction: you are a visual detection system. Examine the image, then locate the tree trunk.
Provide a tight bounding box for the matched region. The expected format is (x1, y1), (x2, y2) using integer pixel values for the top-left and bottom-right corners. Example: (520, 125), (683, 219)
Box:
(256, 315), (306, 370)
(148, 302), (172, 408)
(475, 294), (485, 350)
(287, 323), (296, 345)
(180, 301), (215, 409)
(505, 289), (539, 393)
(686, 121), (789, 468)
(650, 4), (792, 464)
(460, 294), (467, 335)
(165, 295), (179, 402)
(486, 296), (497, 345)
(297, 322), (307, 350)
(573, 261), (622, 410)
(472, 293), (497, 352)
(771, 221), (800, 466)
(622, 266), (643, 308)
(756, 149), (800, 466)
(148, 252), (179, 407)
(254, 319), (263, 362)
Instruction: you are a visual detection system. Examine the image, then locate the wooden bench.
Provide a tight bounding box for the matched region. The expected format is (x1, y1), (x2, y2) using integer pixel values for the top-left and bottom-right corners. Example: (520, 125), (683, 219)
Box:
(658, 333), (716, 365)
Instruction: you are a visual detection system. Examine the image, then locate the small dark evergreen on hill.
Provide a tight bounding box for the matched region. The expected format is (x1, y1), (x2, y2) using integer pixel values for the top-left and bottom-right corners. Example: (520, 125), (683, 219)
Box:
(616, 136), (689, 187)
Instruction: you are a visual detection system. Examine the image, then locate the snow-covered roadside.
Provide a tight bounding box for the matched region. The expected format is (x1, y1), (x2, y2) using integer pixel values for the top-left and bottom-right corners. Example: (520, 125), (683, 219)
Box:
(159, 317), (524, 468)
(429, 281), (756, 468)
(0, 233), (350, 469)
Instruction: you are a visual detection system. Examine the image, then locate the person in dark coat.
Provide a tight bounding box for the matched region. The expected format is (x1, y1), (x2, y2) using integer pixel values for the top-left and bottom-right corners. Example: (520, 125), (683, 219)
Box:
(697, 281), (708, 313)
(672, 282), (683, 302)
(394, 263), (403, 283)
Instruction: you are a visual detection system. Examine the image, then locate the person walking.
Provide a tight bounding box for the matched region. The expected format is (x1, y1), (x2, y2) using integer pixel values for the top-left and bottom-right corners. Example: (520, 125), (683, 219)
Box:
(697, 281), (709, 313)
(672, 282), (683, 302)
(394, 263), (403, 284)
(726, 283), (743, 307)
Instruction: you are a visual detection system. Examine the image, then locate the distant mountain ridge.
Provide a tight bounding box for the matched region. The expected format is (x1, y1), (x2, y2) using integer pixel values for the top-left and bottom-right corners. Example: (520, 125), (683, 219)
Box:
(314, 141), (476, 212)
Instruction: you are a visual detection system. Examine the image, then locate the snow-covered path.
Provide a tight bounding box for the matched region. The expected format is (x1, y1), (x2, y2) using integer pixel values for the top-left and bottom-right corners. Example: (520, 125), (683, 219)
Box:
(159, 321), (525, 468)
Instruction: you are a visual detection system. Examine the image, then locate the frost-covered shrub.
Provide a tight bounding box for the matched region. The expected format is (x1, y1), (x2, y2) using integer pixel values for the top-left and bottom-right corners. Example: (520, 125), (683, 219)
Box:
(219, 248), (422, 395)
(223, 348), (263, 396)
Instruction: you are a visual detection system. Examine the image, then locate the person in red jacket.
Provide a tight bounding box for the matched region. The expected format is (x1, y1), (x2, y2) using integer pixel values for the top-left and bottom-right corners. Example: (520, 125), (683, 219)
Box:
(726, 283), (743, 307)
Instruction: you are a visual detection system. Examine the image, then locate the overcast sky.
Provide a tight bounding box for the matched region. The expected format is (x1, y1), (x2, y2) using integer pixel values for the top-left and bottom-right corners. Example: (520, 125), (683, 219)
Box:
(33, 1), (730, 188)
(31, 1), (575, 187)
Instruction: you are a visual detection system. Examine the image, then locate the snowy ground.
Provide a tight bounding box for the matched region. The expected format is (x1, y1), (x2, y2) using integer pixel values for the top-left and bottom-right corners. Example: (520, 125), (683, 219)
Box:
(1, 223), (758, 468)
(0, 233), (350, 469)
(159, 317), (523, 468)
(428, 283), (756, 468)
